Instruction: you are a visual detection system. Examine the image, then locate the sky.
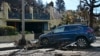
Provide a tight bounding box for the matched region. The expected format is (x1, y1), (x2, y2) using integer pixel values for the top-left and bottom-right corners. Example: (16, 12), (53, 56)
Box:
(42, 0), (79, 10)
(42, 0), (100, 13)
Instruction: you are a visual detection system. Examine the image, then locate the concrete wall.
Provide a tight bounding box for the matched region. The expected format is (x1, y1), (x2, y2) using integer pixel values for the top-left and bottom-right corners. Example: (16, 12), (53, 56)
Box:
(0, 34), (34, 42)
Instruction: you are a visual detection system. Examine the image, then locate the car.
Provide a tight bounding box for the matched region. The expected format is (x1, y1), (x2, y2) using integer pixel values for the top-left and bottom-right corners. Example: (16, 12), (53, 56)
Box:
(39, 24), (96, 48)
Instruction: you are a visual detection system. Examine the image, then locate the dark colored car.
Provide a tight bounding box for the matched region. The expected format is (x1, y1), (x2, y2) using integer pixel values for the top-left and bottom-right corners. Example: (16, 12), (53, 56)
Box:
(39, 24), (96, 48)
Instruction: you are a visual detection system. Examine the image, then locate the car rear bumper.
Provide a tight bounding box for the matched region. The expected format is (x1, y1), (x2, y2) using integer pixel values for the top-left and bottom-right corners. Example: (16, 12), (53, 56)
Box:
(88, 36), (96, 43)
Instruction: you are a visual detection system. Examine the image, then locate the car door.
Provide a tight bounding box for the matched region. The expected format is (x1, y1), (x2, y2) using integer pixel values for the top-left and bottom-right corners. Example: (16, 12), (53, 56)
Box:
(52, 26), (65, 42)
(58, 26), (71, 42)
(61, 26), (80, 42)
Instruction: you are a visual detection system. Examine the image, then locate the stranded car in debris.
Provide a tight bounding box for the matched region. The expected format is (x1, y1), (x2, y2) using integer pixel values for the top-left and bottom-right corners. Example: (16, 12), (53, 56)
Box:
(39, 24), (96, 48)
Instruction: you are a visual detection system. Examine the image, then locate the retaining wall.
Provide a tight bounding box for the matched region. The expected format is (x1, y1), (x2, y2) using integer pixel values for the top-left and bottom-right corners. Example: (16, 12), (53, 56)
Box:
(0, 34), (34, 42)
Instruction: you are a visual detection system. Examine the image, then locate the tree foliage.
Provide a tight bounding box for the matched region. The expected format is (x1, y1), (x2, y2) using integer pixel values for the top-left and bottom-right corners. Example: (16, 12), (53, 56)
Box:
(37, 0), (44, 13)
(56, 0), (65, 13)
(77, 4), (89, 21)
(49, 1), (54, 7)
(63, 10), (77, 24)
(37, 0), (43, 6)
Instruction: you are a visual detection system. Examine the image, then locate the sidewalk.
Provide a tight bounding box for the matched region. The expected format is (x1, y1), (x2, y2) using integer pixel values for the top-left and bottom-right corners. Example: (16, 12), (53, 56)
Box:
(0, 42), (17, 51)
(0, 49), (19, 55)
(0, 42), (15, 48)
(96, 36), (100, 40)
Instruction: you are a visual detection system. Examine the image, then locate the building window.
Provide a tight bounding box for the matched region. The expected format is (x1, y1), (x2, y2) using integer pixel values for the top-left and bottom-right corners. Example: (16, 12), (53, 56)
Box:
(44, 23), (48, 30)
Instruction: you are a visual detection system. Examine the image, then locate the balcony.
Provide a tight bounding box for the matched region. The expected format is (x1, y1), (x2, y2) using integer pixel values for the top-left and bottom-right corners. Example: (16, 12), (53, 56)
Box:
(8, 12), (50, 20)
(8, 12), (20, 19)
(33, 13), (50, 20)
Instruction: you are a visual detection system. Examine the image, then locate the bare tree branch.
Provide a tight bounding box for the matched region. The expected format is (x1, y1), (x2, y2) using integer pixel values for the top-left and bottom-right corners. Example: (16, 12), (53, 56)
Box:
(93, 13), (100, 17)
(94, 0), (100, 3)
(90, 0), (92, 3)
(80, 0), (100, 28)
(84, 0), (91, 7)
(93, 3), (100, 7)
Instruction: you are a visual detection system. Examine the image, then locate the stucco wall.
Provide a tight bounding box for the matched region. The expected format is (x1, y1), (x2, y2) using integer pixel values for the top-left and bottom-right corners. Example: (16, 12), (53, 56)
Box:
(0, 11), (6, 26)
(0, 34), (34, 42)
(0, 20), (6, 26)
(0, 11), (3, 18)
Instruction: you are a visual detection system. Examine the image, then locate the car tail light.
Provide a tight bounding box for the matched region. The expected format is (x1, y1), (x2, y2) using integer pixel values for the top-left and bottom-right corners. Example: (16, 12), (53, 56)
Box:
(87, 28), (94, 33)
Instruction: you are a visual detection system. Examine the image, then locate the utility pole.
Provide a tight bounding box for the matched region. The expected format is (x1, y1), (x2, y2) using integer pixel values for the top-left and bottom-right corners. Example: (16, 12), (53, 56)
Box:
(22, 0), (25, 38)
(18, 0), (26, 46)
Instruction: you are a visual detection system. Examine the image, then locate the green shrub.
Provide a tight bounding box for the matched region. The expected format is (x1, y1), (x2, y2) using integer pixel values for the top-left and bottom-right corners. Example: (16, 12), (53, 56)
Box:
(25, 31), (32, 34)
(0, 27), (5, 36)
(0, 26), (18, 36)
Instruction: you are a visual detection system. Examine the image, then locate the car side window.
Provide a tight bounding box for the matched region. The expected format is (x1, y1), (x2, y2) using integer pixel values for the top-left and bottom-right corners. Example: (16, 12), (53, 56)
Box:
(65, 26), (80, 31)
(53, 27), (64, 33)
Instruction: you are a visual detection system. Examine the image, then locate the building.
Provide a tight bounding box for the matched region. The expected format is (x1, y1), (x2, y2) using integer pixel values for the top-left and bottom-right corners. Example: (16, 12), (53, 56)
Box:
(0, 1), (62, 34)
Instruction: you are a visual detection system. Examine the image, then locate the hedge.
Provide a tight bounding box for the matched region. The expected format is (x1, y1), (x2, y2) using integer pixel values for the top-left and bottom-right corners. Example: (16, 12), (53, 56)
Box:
(0, 26), (18, 36)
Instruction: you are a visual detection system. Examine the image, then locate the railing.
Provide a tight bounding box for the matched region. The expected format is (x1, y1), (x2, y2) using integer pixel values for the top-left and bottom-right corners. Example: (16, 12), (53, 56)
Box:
(8, 12), (50, 20)
(9, 12), (21, 19)
(33, 13), (50, 20)
(25, 13), (32, 19)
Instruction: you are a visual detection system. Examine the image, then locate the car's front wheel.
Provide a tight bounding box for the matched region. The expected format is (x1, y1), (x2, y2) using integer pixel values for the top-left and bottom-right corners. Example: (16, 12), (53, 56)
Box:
(76, 37), (90, 48)
(41, 38), (49, 45)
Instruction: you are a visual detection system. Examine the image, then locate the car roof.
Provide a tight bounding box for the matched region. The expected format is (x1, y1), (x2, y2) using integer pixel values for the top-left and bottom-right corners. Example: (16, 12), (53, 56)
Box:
(58, 24), (87, 28)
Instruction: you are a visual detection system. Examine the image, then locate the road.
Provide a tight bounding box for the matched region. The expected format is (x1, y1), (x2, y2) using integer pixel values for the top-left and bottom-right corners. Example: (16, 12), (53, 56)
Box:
(0, 37), (100, 56)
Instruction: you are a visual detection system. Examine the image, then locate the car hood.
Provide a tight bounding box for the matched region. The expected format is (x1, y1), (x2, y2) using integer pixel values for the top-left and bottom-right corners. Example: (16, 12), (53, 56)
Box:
(39, 32), (51, 37)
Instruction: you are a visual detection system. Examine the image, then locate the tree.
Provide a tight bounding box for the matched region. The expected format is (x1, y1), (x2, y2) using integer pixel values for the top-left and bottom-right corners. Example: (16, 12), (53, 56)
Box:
(25, 0), (38, 13)
(49, 1), (54, 7)
(77, 3), (89, 25)
(80, 0), (100, 28)
(63, 10), (77, 24)
(37, 0), (44, 13)
(37, 0), (43, 6)
(56, 0), (65, 13)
